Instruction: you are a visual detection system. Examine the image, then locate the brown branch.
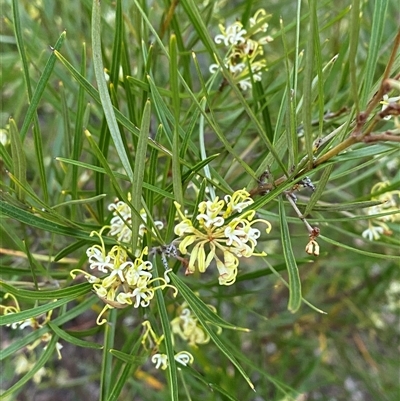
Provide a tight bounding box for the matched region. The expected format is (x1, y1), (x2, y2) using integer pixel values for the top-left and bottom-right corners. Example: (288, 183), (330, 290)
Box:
(363, 132), (400, 143)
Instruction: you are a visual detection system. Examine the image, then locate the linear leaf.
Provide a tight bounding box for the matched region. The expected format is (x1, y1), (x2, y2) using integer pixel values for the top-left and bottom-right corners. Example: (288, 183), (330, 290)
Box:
(91, 0), (133, 182)
(0, 281), (92, 301)
(0, 201), (91, 240)
(48, 322), (103, 349)
(170, 34), (184, 205)
(131, 100), (151, 254)
(360, 0), (389, 108)
(279, 197), (302, 312)
(153, 261), (179, 401)
(8, 118), (27, 200)
(171, 273), (249, 331)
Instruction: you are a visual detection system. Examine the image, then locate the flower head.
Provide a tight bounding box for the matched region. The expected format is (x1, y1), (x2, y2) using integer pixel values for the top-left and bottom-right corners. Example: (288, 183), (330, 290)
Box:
(72, 237), (177, 324)
(210, 9), (273, 90)
(173, 189), (271, 285)
(171, 306), (210, 346)
(107, 197), (164, 252)
(361, 181), (399, 240)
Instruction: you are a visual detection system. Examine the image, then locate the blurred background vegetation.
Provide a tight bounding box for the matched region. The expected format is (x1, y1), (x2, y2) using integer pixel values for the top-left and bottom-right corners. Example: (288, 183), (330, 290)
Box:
(1, 0), (399, 400)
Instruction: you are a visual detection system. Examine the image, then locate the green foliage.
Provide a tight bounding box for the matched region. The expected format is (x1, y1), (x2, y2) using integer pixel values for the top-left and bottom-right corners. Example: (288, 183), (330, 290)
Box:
(1, 0), (399, 400)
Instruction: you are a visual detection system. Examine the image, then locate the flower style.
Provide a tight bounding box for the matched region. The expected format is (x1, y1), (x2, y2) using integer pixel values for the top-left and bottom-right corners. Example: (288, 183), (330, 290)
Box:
(361, 181), (399, 240)
(209, 9), (273, 90)
(71, 233), (177, 325)
(173, 189), (271, 285)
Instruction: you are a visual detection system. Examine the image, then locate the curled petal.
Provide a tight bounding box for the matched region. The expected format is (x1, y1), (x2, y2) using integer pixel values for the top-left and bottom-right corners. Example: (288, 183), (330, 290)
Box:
(152, 353), (168, 370)
(174, 351), (194, 366)
(209, 63), (220, 73)
(179, 235), (196, 254)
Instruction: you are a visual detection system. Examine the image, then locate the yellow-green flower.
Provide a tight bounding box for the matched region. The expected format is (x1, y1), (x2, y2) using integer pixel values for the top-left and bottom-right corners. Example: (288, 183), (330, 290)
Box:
(171, 306), (210, 346)
(361, 181), (400, 240)
(73, 235), (177, 324)
(209, 9), (273, 90)
(174, 189), (271, 285)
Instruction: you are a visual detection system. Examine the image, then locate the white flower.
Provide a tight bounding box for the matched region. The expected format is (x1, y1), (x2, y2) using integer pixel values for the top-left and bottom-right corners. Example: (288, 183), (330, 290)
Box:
(361, 225), (386, 241)
(130, 279), (154, 308)
(215, 22), (247, 46)
(151, 353), (168, 370)
(108, 260), (132, 283)
(86, 246), (113, 273)
(0, 128), (9, 146)
(238, 77), (252, 91)
(228, 63), (245, 74)
(381, 94), (400, 120)
(125, 262), (152, 287)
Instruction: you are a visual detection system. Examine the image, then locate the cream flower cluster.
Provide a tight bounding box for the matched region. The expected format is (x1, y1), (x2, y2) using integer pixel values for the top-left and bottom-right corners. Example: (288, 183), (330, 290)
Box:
(362, 181), (400, 241)
(170, 304), (211, 347)
(71, 228), (176, 325)
(108, 197), (164, 251)
(209, 9), (273, 90)
(174, 189), (272, 285)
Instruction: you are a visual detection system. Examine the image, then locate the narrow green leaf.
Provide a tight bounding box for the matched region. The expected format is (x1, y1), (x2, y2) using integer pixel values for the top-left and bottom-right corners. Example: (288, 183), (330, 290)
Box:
(0, 201), (91, 241)
(110, 0), (123, 88)
(170, 34), (184, 205)
(56, 156), (175, 201)
(0, 281), (92, 301)
(51, 194), (107, 209)
(280, 17), (297, 168)
(131, 100), (151, 254)
(53, 50), (142, 139)
(349, 0), (361, 113)
(154, 261), (179, 401)
(101, 310), (117, 401)
(360, 0), (389, 108)
(303, 164), (333, 216)
(71, 43), (87, 216)
(54, 239), (87, 261)
(8, 118), (27, 200)
(320, 235), (400, 260)
(12, 0), (52, 202)
(109, 349), (146, 365)
(84, 129), (126, 203)
(91, 0), (133, 182)
(0, 296), (82, 327)
(48, 322), (103, 349)
(278, 197), (302, 312)
(301, 199), (382, 212)
(179, 365), (239, 401)
(302, 0), (317, 168)
(171, 273), (249, 331)
(107, 326), (145, 401)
